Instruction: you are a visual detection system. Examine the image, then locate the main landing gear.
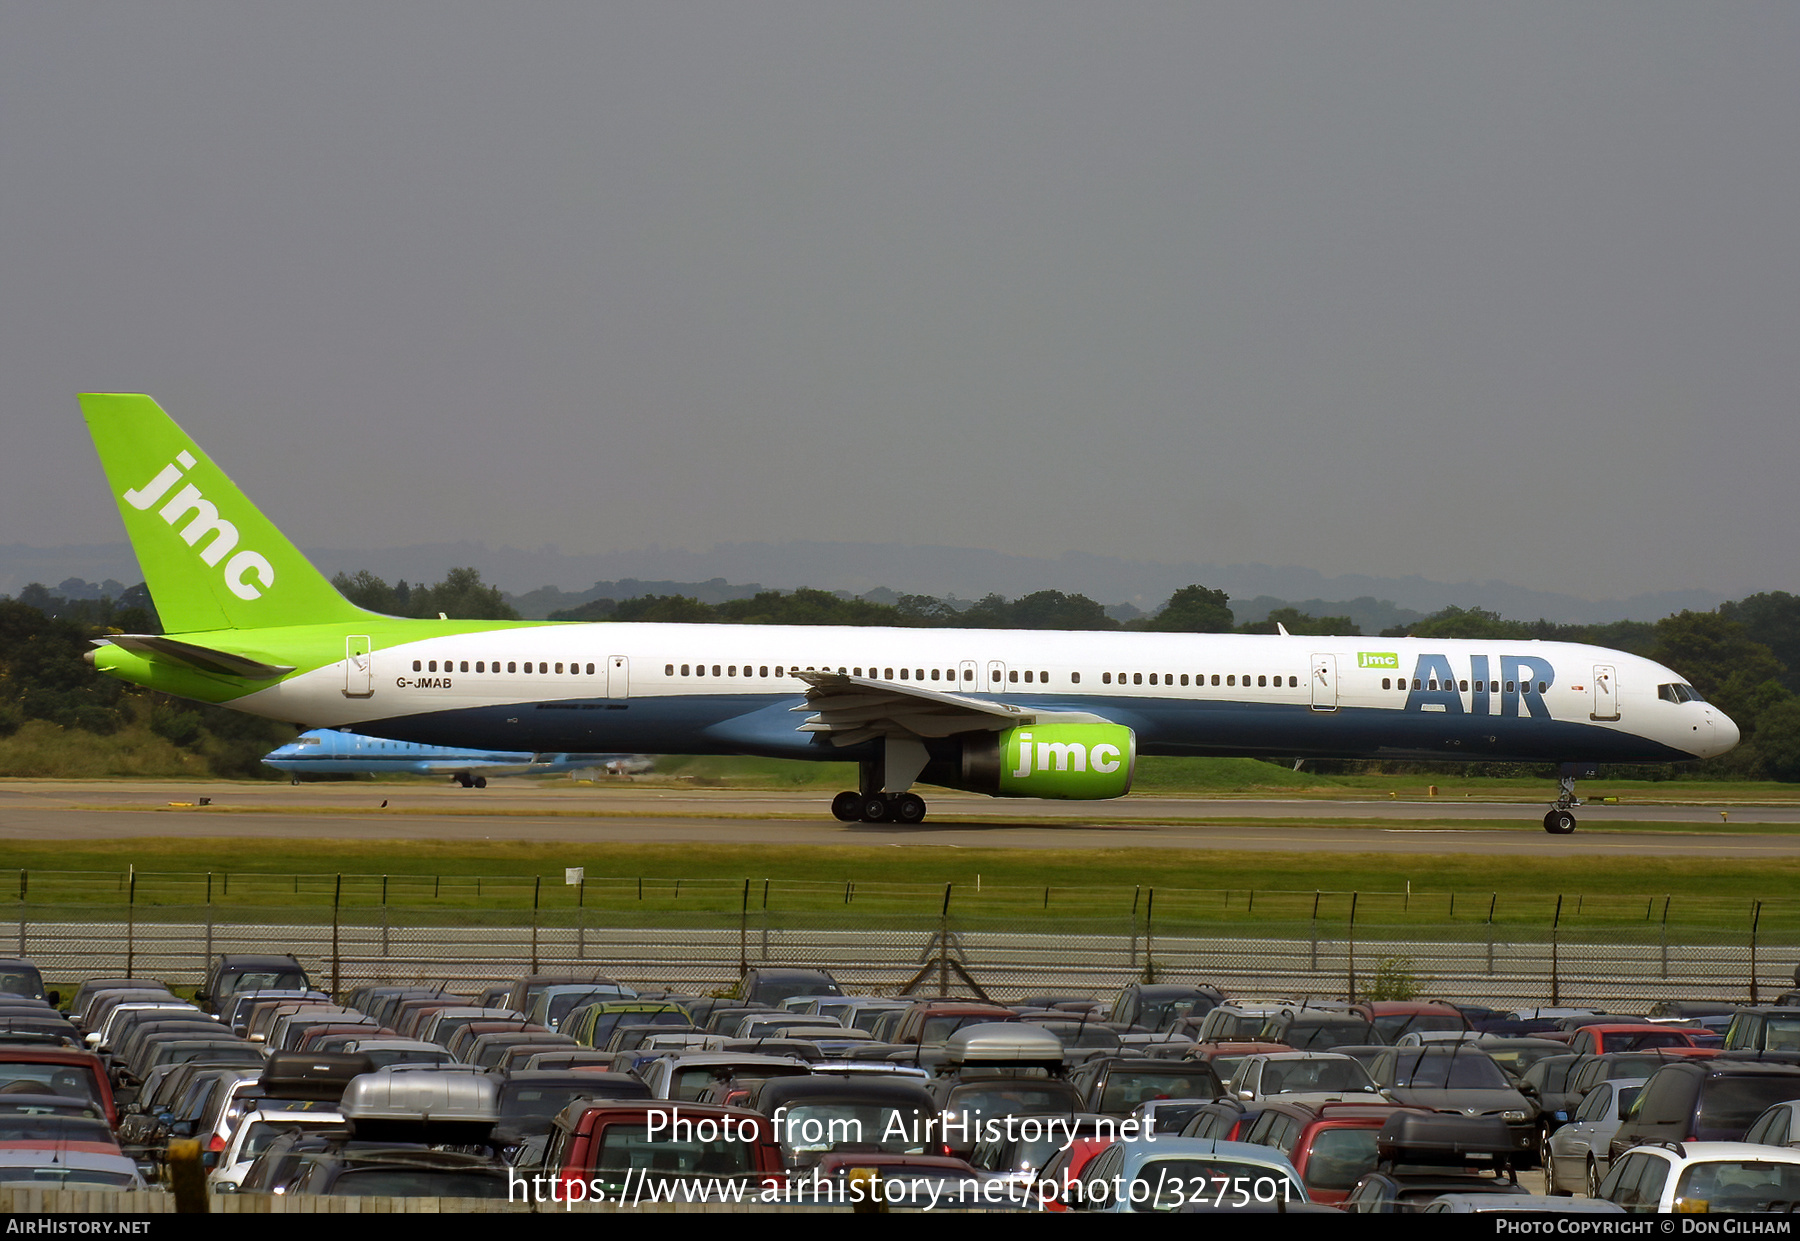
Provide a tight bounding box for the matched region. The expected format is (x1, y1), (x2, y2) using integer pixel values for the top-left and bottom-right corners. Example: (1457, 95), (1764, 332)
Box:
(1543, 770), (1582, 835)
(832, 790), (927, 824)
(454, 774), (488, 789)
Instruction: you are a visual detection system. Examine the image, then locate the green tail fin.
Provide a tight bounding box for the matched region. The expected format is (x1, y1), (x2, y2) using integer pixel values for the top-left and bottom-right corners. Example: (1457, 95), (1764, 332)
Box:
(81, 393), (369, 632)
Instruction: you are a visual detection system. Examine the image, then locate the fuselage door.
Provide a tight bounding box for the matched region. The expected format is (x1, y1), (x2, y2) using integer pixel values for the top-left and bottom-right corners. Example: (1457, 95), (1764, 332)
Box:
(958, 660), (978, 693)
(344, 636), (373, 698)
(608, 656), (629, 700)
(1310, 653), (1338, 712)
(1591, 665), (1619, 721)
(985, 661), (1008, 695)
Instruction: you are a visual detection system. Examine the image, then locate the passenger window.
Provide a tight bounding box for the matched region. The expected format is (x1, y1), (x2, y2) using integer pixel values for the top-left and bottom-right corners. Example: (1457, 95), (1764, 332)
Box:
(1227, 675), (1235, 686)
(1538, 681), (1547, 694)
(915, 669), (924, 681)
(1147, 673), (1156, 685)
(728, 666), (737, 677)
(555, 663), (564, 674)
(460, 661), (469, 672)
(775, 667), (784, 677)
(712, 665), (721, 677)
(889, 669), (897, 680)
(901, 668), (910, 680)
(1102, 673), (1112, 684)
(1289, 676), (1298, 688)
(1132, 673), (1142, 685)
(1025, 670), (1034, 683)
(1382, 678), (1391, 690)
(1258, 675), (1267, 687)
(759, 666), (768, 677)
(930, 669), (940, 680)
(991, 670), (1000, 681)
(1212, 674), (1221, 686)
(1071, 672), (1081, 685)
(412, 660), (422, 672)
(1506, 681), (1516, 693)
(1459, 680), (1468, 692)
(507, 662), (517, 673)
(1007, 671), (1016, 682)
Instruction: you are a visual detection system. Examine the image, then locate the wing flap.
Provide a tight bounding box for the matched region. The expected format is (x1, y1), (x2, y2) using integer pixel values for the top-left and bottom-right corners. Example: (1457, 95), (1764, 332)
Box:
(788, 670), (1108, 745)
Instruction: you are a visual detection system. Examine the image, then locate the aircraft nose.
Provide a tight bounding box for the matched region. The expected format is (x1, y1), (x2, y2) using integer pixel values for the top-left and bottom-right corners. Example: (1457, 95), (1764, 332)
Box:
(1711, 710), (1741, 757)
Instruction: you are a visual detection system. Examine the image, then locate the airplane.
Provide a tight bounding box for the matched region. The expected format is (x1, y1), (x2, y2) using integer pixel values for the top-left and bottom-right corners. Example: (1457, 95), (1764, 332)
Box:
(261, 728), (654, 786)
(78, 393), (1739, 834)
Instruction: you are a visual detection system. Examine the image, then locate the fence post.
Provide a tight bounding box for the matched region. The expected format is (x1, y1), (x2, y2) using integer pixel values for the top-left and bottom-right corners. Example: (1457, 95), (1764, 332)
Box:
(331, 874), (341, 998)
(1750, 900), (1763, 1005)
(531, 875), (541, 974)
(1129, 886), (1140, 969)
(1661, 896), (1670, 977)
(578, 876), (586, 960)
(1311, 891), (1320, 972)
(204, 871), (213, 977)
(740, 879), (750, 975)
(1550, 895), (1563, 1007)
(126, 866), (136, 978)
(1487, 893), (1496, 975)
(940, 884), (952, 997)
(1346, 892), (1358, 1000)
(16, 869), (25, 958)
(381, 874), (390, 959)
(1142, 889), (1156, 983)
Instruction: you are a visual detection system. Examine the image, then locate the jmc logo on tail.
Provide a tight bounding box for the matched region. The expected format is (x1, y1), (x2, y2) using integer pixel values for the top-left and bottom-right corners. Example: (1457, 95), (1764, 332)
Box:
(123, 450), (276, 600)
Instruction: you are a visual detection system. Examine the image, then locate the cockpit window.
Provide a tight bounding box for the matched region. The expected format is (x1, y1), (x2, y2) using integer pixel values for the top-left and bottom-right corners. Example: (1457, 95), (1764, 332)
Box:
(1658, 683), (1707, 704)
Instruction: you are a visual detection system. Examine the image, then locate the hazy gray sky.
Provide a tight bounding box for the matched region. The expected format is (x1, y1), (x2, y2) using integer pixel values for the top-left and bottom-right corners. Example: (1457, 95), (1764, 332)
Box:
(4, 3), (1795, 601)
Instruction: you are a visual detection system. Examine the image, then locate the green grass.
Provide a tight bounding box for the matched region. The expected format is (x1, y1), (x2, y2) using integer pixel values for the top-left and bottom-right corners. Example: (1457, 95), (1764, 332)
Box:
(10, 838), (1800, 939)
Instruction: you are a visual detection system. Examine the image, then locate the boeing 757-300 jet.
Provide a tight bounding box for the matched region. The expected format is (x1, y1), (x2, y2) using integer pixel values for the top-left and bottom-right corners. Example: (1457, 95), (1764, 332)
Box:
(79, 394), (1739, 832)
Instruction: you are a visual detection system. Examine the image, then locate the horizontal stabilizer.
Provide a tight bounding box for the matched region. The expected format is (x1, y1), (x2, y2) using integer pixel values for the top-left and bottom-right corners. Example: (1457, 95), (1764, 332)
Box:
(94, 635), (296, 680)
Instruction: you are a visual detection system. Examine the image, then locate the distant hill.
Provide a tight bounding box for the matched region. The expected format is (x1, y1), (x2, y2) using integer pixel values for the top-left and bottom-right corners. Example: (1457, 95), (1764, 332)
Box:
(0, 540), (1726, 626)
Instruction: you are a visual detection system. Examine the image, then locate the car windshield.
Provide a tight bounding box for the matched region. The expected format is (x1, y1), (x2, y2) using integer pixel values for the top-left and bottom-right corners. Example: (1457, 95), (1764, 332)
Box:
(1129, 1158), (1301, 1212)
(1303, 1127), (1382, 1191)
(1674, 1160), (1800, 1212)
(1258, 1058), (1377, 1095)
(776, 1103), (925, 1162)
(330, 1168), (510, 1198)
(1698, 1079), (1800, 1134)
(1099, 1070), (1215, 1112)
(0, 1062), (106, 1110)
(1393, 1054), (1510, 1090)
(595, 1123), (764, 1178)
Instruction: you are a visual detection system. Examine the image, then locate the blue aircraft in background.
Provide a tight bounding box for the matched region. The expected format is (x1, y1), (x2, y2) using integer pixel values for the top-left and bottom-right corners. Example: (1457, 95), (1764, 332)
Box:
(263, 729), (653, 787)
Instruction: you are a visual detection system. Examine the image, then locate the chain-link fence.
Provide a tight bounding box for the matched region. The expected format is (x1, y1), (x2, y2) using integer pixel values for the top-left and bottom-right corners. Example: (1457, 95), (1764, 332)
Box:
(7, 870), (1798, 1009)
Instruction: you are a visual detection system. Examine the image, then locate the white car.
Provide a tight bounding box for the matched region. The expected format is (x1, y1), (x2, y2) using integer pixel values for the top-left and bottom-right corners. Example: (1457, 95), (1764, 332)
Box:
(1597, 1141), (1800, 1213)
(1225, 1052), (1385, 1103)
(208, 1103), (344, 1192)
(1545, 1077), (1646, 1196)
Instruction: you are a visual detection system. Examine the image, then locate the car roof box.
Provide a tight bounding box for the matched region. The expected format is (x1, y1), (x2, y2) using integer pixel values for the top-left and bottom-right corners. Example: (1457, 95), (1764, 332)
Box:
(259, 1051), (375, 1101)
(341, 1068), (499, 1144)
(1376, 1112), (1515, 1170)
(942, 1022), (1065, 1069)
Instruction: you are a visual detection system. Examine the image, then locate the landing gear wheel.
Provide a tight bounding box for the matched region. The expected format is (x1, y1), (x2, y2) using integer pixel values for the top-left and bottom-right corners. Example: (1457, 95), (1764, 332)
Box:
(859, 794), (894, 823)
(831, 791), (863, 822)
(456, 774), (473, 788)
(894, 793), (927, 824)
(1543, 809), (1577, 834)
(473, 776), (487, 789)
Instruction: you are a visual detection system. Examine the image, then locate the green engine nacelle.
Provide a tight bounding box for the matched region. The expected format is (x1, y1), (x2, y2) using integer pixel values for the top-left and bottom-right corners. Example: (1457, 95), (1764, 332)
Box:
(959, 723), (1137, 800)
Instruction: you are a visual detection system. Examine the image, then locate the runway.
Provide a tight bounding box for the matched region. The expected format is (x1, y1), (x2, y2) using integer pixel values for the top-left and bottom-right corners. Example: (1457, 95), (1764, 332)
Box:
(3, 779), (1797, 856)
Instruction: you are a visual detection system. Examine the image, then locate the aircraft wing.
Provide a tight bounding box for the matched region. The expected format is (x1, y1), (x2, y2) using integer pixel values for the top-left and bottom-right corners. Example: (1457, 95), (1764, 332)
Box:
(788, 671), (1106, 747)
